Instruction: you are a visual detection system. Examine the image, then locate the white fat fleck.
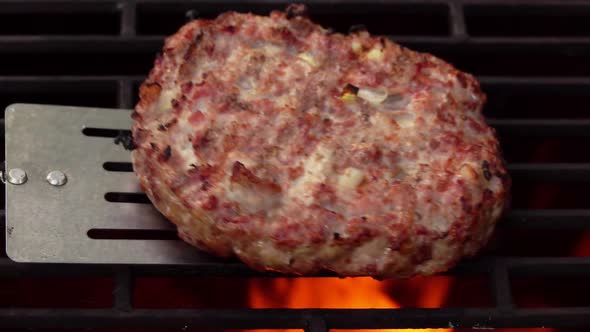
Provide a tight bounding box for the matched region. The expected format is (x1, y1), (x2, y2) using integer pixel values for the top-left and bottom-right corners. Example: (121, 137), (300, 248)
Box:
(347, 238), (387, 269)
(382, 94), (409, 110)
(263, 44), (283, 57)
(338, 167), (364, 192)
(459, 163), (478, 181)
(287, 145), (333, 205)
(177, 143), (198, 169)
(390, 111), (415, 128)
(489, 176), (503, 193)
(429, 214), (452, 233)
(358, 88), (388, 105)
(225, 155), (280, 214)
(423, 67), (448, 82)
(193, 98), (209, 113)
(351, 40), (362, 54)
(176, 113), (201, 168)
(366, 47), (384, 61)
(297, 52), (318, 67)
(237, 76), (255, 90)
(158, 89), (178, 110)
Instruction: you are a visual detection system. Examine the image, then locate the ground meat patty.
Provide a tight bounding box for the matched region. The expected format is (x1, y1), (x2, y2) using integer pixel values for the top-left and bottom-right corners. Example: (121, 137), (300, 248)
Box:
(131, 5), (510, 278)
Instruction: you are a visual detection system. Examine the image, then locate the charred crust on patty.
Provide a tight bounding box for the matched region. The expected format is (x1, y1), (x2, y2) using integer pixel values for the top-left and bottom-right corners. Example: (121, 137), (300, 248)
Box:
(157, 118), (178, 132)
(481, 160), (492, 181)
(114, 130), (136, 151)
(160, 145), (172, 162)
(195, 31), (204, 43)
(171, 98), (181, 110)
(343, 83), (359, 95)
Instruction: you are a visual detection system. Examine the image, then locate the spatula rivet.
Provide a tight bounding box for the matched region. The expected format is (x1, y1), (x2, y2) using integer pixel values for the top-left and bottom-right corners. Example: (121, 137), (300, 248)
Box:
(46, 170), (67, 186)
(7, 168), (27, 185)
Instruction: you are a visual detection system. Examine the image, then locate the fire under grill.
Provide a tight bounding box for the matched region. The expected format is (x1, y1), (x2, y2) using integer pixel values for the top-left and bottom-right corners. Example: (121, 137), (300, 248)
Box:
(1, 0), (590, 330)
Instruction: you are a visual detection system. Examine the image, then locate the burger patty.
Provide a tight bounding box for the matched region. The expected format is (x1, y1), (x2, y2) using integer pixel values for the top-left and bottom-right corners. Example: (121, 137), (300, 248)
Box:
(131, 4), (510, 278)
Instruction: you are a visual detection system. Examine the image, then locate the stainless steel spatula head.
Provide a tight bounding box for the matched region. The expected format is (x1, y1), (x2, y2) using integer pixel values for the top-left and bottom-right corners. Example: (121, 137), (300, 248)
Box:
(4, 103), (215, 264)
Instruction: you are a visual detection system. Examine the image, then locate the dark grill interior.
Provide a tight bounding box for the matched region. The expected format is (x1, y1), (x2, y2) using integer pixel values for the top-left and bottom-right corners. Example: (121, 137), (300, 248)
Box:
(464, 4), (590, 37)
(2, 0), (590, 331)
(137, 3), (450, 35)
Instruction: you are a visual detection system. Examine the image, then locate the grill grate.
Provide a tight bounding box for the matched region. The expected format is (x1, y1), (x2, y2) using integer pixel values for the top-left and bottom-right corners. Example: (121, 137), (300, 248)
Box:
(2, 0), (590, 330)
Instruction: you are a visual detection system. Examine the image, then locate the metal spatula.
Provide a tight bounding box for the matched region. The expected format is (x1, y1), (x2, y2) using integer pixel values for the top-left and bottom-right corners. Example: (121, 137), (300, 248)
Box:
(4, 103), (213, 264)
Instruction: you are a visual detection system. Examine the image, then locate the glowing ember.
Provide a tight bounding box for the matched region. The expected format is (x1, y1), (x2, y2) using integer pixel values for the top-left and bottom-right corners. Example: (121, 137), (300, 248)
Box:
(248, 277), (451, 332)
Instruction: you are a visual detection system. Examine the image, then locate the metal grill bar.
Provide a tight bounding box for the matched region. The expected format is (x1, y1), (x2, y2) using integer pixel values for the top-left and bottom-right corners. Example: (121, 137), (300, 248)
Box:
(504, 209), (590, 229)
(113, 267), (133, 312)
(118, 79), (135, 109)
(491, 260), (514, 309)
(448, 2), (467, 38)
(305, 316), (329, 332)
(1, 307), (590, 329)
(120, 0), (136, 36)
(3, 0), (590, 330)
(5, 35), (590, 51)
(1, 255), (590, 277)
(489, 119), (590, 136)
(507, 164), (590, 182)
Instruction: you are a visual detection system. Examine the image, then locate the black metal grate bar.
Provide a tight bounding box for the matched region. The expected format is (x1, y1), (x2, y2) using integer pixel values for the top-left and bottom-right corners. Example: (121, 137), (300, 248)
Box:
(305, 316), (329, 332)
(448, 2), (467, 38)
(1, 307), (590, 329)
(120, 0), (137, 36)
(118, 79), (135, 109)
(2, 0), (590, 330)
(2, 256), (590, 278)
(507, 164), (590, 182)
(504, 209), (590, 229)
(491, 260), (514, 310)
(113, 267), (133, 312)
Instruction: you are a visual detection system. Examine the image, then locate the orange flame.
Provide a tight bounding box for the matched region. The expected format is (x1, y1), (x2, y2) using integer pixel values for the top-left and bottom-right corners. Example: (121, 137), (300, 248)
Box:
(248, 277), (452, 332)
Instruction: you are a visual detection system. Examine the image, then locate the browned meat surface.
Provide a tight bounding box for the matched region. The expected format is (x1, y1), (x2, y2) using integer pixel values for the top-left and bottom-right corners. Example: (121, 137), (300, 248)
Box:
(132, 5), (510, 278)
